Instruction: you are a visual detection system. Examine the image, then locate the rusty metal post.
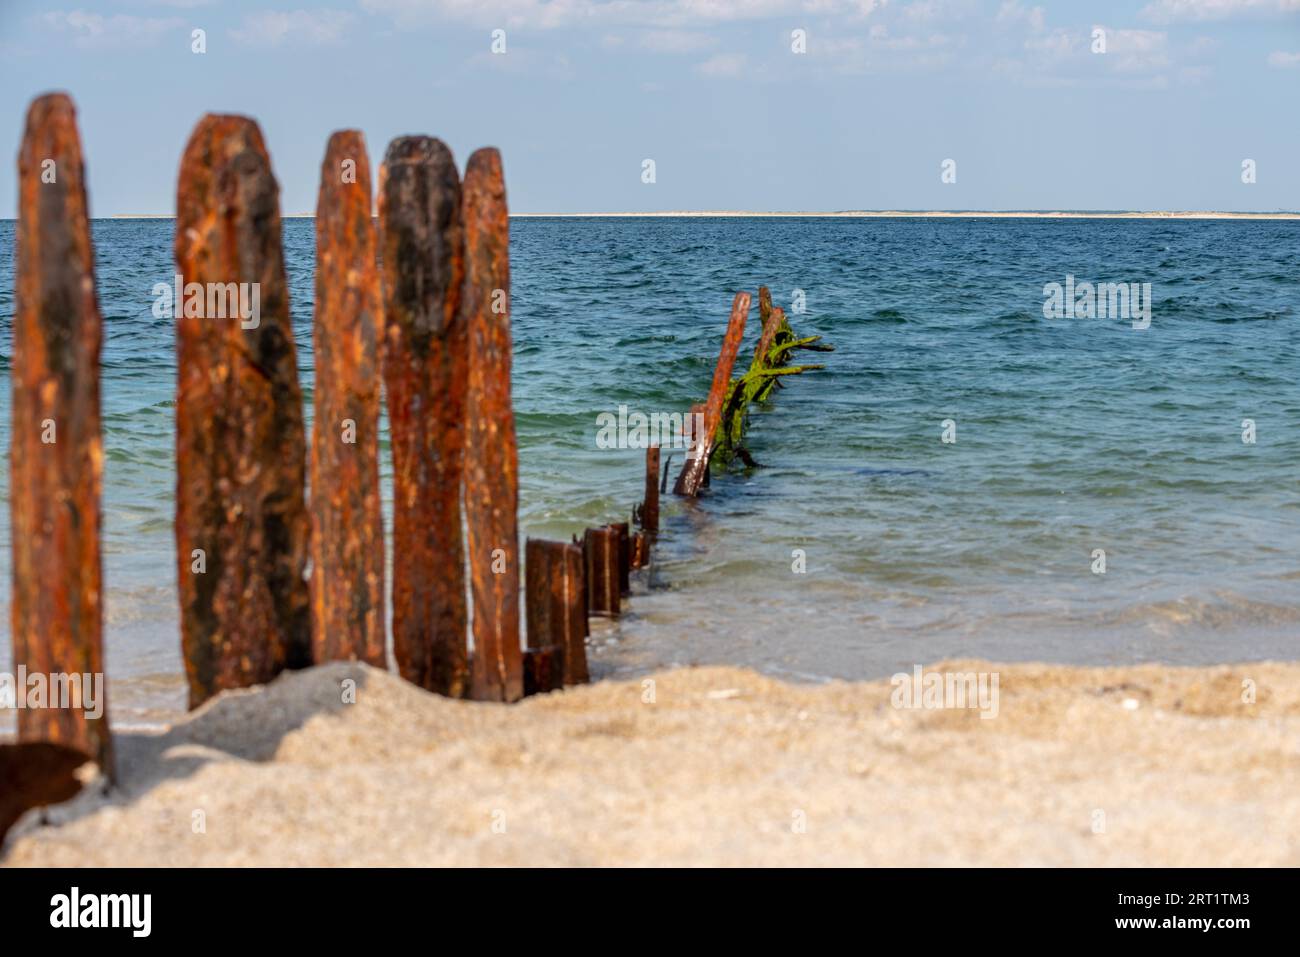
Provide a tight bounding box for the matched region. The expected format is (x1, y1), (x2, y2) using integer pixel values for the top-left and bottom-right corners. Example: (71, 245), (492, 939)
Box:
(379, 136), (468, 697)
(525, 538), (589, 685)
(522, 647), (564, 696)
(631, 531), (649, 570)
(754, 301), (784, 367)
(673, 292), (751, 497)
(11, 93), (112, 772)
(525, 539), (555, 651)
(462, 148), (522, 703)
(174, 114), (312, 709)
(641, 445), (660, 533)
(583, 527), (621, 617)
(310, 131), (384, 666)
(557, 541), (589, 684)
(610, 520), (631, 596)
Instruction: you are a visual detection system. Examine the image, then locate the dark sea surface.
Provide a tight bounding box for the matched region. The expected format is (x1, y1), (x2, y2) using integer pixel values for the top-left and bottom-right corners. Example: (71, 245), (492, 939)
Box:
(1, 216), (1298, 727)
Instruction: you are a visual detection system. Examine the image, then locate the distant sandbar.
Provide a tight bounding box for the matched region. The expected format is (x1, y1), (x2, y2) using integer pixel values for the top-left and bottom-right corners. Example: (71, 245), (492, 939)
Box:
(82, 210), (1300, 221)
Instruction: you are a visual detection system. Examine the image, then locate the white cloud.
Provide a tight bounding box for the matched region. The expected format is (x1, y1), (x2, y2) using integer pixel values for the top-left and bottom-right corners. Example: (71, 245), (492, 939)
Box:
(639, 30), (717, 53)
(996, 1), (1045, 31)
(230, 10), (355, 46)
(1106, 28), (1171, 73)
(1267, 49), (1300, 66)
(37, 11), (181, 48)
(360, 0), (886, 30)
(1141, 0), (1300, 23)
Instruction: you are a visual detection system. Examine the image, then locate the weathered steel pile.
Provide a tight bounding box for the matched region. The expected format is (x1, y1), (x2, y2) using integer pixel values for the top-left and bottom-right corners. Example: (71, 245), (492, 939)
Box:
(3, 91), (829, 839)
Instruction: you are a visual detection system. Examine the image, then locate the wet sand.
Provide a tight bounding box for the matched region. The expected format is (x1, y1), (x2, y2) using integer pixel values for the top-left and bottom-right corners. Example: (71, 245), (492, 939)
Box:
(4, 658), (1298, 866)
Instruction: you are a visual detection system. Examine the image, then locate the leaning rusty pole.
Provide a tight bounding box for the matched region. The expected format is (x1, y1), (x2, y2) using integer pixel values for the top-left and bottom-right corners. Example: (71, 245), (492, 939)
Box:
(462, 148), (524, 702)
(309, 131), (385, 666)
(10, 93), (112, 773)
(675, 287), (832, 490)
(379, 137), (469, 697)
(174, 114), (312, 709)
(673, 292), (752, 496)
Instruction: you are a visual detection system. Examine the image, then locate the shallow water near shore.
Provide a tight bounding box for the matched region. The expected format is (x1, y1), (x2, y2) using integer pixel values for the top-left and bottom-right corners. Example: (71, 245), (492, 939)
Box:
(1, 216), (1298, 728)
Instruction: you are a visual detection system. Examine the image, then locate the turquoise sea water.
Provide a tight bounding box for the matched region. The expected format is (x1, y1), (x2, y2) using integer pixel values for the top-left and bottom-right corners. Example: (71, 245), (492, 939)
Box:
(1, 216), (1298, 726)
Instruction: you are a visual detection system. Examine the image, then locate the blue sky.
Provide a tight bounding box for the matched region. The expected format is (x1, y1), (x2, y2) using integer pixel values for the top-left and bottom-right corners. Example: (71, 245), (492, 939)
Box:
(1, 0), (1298, 215)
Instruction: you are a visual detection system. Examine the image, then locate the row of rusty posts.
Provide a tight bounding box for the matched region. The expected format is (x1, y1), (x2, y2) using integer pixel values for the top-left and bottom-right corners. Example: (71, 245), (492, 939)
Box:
(4, 91), (769, 834)
(528, 445), (659, 697)
(0, 93), (594, 787)
(550, 292), (762, 681)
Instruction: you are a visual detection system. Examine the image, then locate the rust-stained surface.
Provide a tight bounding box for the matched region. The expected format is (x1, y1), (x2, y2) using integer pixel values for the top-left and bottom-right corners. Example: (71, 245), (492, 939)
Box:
(524, 538), (588, 685)
(582, 527), (620, 618)
(522, 647), (564, 696)
(610, 520), (631, 596)
(631, 531), (649, 570)
(639, 445), (660, 533)
(673, 292), (751, 497)
(462, 148), (522, 702)
(753, 287), (782, 365)
(557, 541), (589, 684)
(754, 285), (773, 354)
(378, 136), (468, 696)
(11, 93), (112, 772)
(174, 114), (311, 709)
(0, 741), (91, 847)
(310, 131), (385, 666)
(524, 539), (557, 651)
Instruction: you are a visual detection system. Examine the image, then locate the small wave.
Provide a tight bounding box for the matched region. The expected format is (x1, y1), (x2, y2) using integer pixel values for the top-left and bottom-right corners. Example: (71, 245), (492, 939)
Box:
(1104, 592), (1300, 630)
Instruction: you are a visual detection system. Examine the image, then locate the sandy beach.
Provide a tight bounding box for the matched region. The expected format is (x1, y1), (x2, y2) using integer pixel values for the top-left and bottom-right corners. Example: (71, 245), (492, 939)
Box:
(4, 658), (1298, 867)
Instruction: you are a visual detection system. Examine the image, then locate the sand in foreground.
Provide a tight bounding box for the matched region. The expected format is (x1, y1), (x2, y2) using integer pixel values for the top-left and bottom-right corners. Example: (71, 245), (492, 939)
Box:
(4, 660), (1298, 866)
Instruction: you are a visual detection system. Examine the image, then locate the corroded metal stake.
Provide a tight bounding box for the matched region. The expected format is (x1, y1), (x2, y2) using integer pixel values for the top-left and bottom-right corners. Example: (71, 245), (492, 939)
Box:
(640, 445), (660, 533)
(631, 531), (649, 570)
(557, 541), (590, 684)
(673, 292), (752, 497)
(583, 527), (621, 617)
(522, 647), (564, 696)
(174, 114), (311, 708)
(525, 538), (589, 685)
(755, 285), (773, 357)
(462, 148), (522, 702)
(11, 93), (112, 771)
(310, 131), (384, 666)
(753, 289), (784, 366)
(610, 520), (631, 596)
(379, 137), (468, 697)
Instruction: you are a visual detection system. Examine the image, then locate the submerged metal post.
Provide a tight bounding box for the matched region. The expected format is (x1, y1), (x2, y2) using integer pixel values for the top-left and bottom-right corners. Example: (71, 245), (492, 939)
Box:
(631, 531), (649, 570)
(525, 538), (589, 687)
(11, 93), (112, 771)
(753, 294), (784, 367)
(641, 445), (660, 534)
(379, 136), (468, 697)
(610, 520), (631, 596)
(583, 527), (621, 617)
(174, 113), (311, 709)
(310, 130), (384, 666)
(673, 292), (751, 497)
(463, 148), (523, 702)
